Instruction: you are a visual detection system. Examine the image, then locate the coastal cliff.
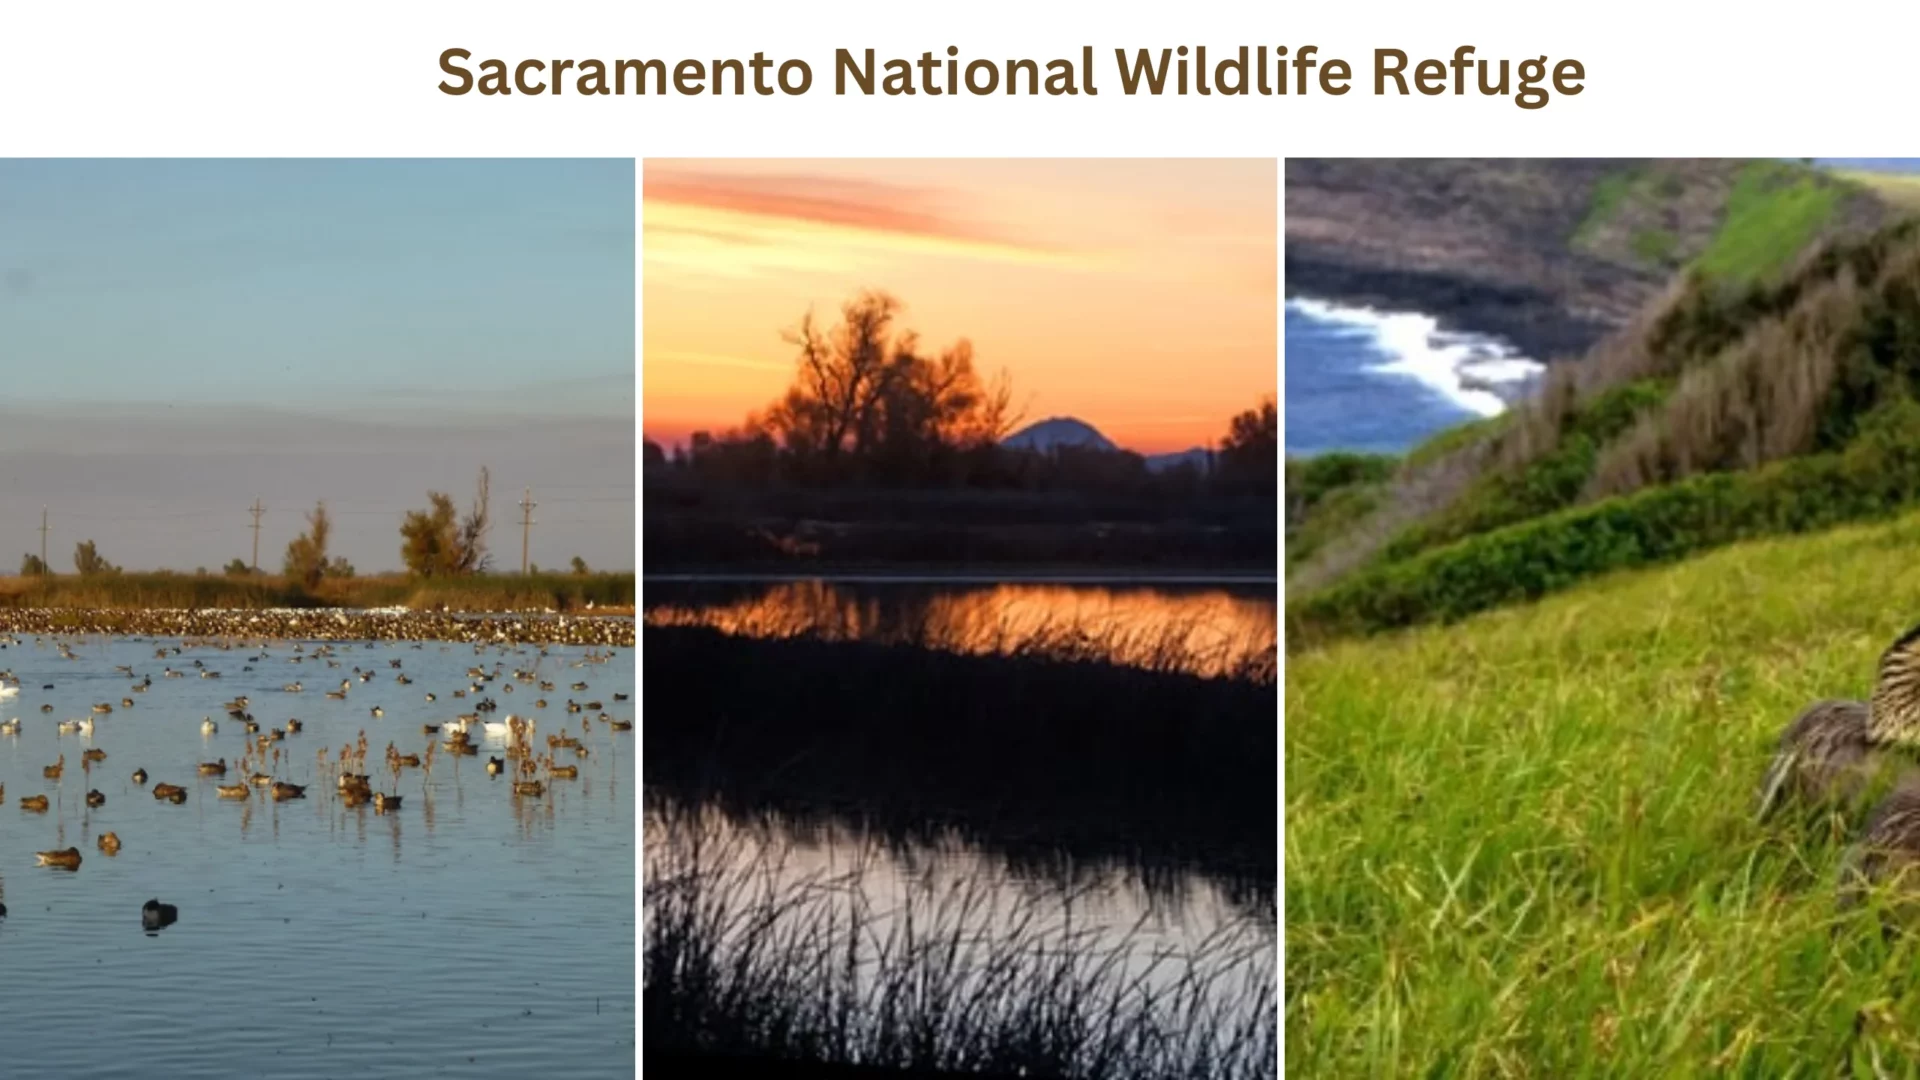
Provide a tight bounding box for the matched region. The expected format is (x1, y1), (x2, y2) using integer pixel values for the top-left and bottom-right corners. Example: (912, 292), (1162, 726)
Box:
(1285, 158), (1896, 360)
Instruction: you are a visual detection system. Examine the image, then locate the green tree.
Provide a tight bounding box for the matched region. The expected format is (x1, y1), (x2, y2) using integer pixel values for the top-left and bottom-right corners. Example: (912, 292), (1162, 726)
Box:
(570, 556), (589, 575)
(283, 501), (333, 590)
(73, 540), (119, 576)
(19, 553), (46, 576)
(400, 467), (492, 576)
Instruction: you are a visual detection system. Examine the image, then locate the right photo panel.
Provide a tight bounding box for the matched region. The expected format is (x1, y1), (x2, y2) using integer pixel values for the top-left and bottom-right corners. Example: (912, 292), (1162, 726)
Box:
(1286, 158), (1920, 1074)
(643, 158), (1279, 1077)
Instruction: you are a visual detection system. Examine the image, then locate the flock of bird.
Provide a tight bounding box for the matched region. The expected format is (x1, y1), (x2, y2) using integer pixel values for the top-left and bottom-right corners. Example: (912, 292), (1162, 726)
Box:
(1760, 621), (1920, 918)
(0, 633), (631, 906)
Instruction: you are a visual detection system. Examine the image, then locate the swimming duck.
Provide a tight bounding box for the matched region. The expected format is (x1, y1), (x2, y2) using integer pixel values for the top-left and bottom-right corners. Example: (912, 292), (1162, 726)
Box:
(373, 792), (403, 812)
(286, 719), (303, 733)
(97, 832), (121, 855)
(82, 747), (106, 762)
(217, 783), (250, 799)
(198, 759), (227, 777)
(249, 773), (272, 787)
(549, 764), (579, 779)
(43, 755), (63, 780)
(141, 899), (178, 931)
(132, 768), (148, 784)
(512, 780), (545, 797)
(270, 781), (306, 801)
(486, 757), (505, 776)
(151, 783), (187, 801)
(36, 847), (81, 870)
(201, 717), (217, 734)
(19, 794), (48, 812)
(370, 706), (384, 718)
(86, 789), (105, 807)
(609, 719), (632, 731)
(0, 717), (19, 735)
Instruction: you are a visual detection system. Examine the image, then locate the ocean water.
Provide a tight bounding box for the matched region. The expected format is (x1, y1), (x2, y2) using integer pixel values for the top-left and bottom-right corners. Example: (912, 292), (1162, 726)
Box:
(1284, 298), (1543, 456)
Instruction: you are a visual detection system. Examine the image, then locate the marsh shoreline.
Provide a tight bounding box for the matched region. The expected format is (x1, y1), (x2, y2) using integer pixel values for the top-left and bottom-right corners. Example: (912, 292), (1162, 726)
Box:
(0, 606), (635, 646)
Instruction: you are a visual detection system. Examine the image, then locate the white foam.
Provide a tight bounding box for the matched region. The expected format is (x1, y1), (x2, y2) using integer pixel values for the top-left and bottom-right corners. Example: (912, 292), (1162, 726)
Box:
(1288, 297), (1544, 418)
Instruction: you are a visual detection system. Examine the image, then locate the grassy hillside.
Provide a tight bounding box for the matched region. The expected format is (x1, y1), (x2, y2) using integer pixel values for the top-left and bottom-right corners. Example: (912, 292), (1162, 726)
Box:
(1289, 209), (1920, 643)
(1288, 508), (1920, 1075)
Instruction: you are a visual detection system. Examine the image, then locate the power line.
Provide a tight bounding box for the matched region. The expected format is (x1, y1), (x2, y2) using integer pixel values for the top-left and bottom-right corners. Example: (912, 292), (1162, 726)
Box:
(519, 487), (537, 575)
(38, 506), (49, 575)
(248, 497), (265, 572)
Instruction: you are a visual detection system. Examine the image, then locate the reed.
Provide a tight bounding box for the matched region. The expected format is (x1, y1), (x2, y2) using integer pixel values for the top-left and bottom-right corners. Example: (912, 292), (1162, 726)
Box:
(643, 802), (1276, 1078)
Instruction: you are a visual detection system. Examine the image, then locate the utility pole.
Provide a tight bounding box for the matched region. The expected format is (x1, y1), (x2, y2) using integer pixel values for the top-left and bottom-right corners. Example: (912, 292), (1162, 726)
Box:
(38, 507), (48, 576)
(518, 488), (536, 575)
(248, 498), (265, 573)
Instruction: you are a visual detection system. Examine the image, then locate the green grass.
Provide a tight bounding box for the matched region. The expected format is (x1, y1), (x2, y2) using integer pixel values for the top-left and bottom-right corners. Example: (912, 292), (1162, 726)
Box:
(1694, 162), (1844, 283)
(1288, 507), (1920, 1076)
(1631, 227), (1680, 266)
(1571, 167), (1643, 249)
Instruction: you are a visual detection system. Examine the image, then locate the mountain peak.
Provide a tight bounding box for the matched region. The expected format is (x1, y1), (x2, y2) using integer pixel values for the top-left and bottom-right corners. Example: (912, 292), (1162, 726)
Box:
(1002, 417), (1116, 453)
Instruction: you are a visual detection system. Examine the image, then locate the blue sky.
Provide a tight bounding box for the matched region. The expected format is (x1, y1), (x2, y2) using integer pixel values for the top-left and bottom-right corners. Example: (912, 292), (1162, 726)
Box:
(0, 159), (634, 572)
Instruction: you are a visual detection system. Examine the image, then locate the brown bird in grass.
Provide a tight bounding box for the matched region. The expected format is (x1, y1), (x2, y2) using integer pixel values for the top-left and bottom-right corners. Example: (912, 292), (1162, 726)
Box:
(1759, 624), (1920, 822)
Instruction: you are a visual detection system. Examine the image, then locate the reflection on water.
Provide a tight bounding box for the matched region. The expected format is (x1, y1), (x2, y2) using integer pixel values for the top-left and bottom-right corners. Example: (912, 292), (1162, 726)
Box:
(0, 634), (634, 1079)
(644, 580), (1277, 679)
(644, 797), (1276, 1065)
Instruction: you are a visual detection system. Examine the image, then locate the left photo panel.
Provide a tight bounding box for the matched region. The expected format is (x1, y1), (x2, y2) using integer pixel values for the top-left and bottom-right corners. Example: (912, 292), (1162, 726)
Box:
(0, 158), (637, 1076)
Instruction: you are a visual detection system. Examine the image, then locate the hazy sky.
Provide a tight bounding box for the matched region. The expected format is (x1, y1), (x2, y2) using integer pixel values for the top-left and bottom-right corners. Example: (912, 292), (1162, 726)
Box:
(0, 159), (634, 574)
(642, 158), (1276, 455)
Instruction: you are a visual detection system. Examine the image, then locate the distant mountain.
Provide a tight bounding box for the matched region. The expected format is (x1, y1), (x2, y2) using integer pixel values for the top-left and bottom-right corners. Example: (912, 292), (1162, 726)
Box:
(1002, 417), (1116, 453)
(1146, 447), (1214, 474)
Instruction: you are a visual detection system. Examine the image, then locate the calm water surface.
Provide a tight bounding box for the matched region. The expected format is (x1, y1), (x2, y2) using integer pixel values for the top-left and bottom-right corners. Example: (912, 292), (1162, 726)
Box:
(0, 633), (634, 1079)
(643, 580), (1277, 679)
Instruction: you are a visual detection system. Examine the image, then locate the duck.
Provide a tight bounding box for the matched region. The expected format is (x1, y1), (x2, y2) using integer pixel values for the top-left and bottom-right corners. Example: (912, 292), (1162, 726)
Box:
(270, 781), (306, 801)
(394, 753), (420, 768)
(286, 719), (303, 733)
(141, 899), (178, 931)
(486, 756), (505, 776)
(373, 792), (403, 812)
(132, 767), (148, 785)
(1759, 623), (1920, 821)
(201, 717), (218, 735)
(512, 780), (545, 797)
(198, 759), (228, 777)
(369, 706), (384, 718)
(43, 755), (63, 780)
(36, 847), (81, 870)
(0, 717), (17, 735)
(82, 747), (106, 762)
(97, 832), (121, 855)
(549, 763), (579, 779)
(86, 789), (105, 807)
(151, 783), (187, 801)
(90, 703), (112, 714)
(217, 783), (250, 799)
(249, 772), (272, 787)
(19, 794), (48, 812)
(609, 719), (633, 732)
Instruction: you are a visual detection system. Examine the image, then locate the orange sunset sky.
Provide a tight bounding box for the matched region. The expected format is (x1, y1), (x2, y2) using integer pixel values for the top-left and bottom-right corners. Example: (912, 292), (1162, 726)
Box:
(643, 158), (1276, 455)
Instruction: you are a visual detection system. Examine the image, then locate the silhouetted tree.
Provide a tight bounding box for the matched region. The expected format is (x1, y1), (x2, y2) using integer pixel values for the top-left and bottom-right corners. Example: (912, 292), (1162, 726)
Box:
(73, 540), (118, 576)
(570, 556), (590, 575)
(1217, 397), (1278, 495)
(19, 553), (46, 577)
(643, 440), (667, 468)
(223, 558), (253, 577)
(283, 501), (333, 590)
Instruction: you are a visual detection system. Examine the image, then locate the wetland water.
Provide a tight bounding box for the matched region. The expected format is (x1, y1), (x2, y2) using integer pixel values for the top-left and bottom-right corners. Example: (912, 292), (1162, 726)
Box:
(642, 579), (1277, 1067)
(642, 578), (1278, 679)
(0, 631), (634, 1079)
